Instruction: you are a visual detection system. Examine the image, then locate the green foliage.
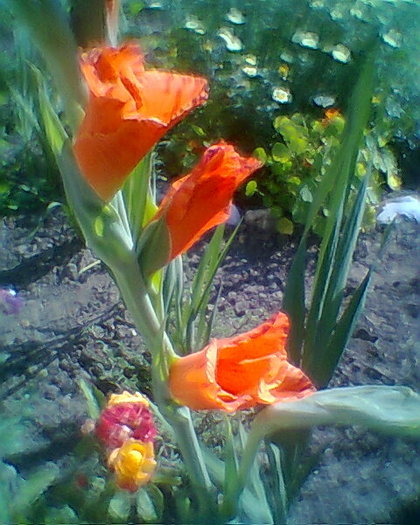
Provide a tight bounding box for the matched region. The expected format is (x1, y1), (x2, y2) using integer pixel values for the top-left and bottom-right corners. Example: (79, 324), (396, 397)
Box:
(123, 0), (417, 224)
(2, 0), (417, 217)
(283, 53), (377, 383)
(248, 110), (399, 234)
(0, 25), (63, 216)
(164, 222), (240, 354)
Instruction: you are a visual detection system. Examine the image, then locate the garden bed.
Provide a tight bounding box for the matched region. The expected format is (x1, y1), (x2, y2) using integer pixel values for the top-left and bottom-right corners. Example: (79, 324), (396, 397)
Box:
(0, 207), (419, 523)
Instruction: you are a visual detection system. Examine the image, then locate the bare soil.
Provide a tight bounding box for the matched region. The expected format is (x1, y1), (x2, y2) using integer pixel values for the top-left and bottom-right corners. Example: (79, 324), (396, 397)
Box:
(0, 208), (419, 524)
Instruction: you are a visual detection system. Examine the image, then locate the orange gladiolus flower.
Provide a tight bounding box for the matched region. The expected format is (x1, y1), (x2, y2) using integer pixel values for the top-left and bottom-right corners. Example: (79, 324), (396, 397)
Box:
(73, 43), (208, 201)
(169, 312), (316, 412)
(153, 141), (262, 262)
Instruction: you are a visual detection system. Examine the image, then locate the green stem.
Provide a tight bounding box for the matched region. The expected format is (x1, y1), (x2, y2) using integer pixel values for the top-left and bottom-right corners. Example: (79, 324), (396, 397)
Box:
(112, 257), (165, 348)
(223, 431), (262, 517)
(112, 255), (213, 502)
(154, 382), (213, 495)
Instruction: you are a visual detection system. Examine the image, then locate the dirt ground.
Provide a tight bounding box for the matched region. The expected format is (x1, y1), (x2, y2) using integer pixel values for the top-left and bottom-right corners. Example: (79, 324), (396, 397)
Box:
(0, 207), (419, 524)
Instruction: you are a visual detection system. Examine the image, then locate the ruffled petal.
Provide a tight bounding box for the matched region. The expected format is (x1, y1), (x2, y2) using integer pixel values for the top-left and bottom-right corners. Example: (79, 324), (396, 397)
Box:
(73, 43), (208, 201)
(154, 142), (262, 260)
(169, 312), (316, 412)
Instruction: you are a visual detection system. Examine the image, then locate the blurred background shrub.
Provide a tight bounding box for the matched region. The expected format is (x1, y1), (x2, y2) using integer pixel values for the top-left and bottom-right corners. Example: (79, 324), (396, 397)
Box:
(1, 0), (418, 229)
(0, 15), (62, 217)
(124, 0), (418, 232)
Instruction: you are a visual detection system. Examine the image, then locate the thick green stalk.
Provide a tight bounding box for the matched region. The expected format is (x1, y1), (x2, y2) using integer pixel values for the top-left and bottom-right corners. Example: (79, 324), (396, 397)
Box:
(153, 379), (213, 496)
(111, 254), (213, 503)
(111, 258), (168, 348)
(31, 2), (213, 507)
(54, 140), (213, 503)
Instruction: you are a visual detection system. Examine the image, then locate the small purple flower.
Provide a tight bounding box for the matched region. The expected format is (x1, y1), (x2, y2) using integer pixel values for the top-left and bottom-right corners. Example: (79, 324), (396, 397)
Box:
(0, 288), (24, 315)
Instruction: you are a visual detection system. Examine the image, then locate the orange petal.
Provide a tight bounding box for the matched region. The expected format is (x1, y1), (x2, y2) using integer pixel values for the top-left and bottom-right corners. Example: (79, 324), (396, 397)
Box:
(169, 312), (316, 412)
(73, 43), (208, 201)
(138, 70), (209, 126)
(154, 142), (262, 260)
(74, 116), (168, 201)
(169, 341), (246, 413)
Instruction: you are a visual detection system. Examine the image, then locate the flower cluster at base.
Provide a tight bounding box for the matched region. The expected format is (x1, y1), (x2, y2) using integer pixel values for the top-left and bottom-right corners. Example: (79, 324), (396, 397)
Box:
(169, 312), (316, 412)
(96, 391), (157, 492)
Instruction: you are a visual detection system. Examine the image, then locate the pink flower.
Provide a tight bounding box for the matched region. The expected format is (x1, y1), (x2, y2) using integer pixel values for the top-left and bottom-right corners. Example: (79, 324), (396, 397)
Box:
(96, 391), (156, 449)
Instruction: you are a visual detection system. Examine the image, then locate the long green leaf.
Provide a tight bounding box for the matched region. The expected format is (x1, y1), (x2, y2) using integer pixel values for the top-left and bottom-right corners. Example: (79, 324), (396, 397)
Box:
(34, 65), (67, 155)
(254, 385), (420, 439)
(235, 424), (273, 524)
(184, 222), (240, 352)
(303, 215), (342, 372)
(4, 0), (84, 130)
(302, 53), (376, 381)
(186, 225), (225, 323)
(122, 152), (156, 250)
(311, 169), (372, 385)
(282, 236), (306, 365)
(200, 445), (224, 488)
(317, 270), (372, 386)
(200, 282), (223, 348)
(264, 443), (288, 524)
(78, 378), (104, 420)
(317, 222), (395, 386)
(329, 167), (372, 303)
(223, 417), (238, 504)
(231, 384), (420, 510)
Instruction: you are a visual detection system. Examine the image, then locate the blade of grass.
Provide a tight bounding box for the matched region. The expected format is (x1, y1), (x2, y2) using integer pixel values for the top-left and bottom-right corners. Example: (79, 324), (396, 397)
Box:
(282, 235), (306, 365)
(302, 53), (375, 380)
(317, 222), (394, 386)
(311, 167), (372, 383)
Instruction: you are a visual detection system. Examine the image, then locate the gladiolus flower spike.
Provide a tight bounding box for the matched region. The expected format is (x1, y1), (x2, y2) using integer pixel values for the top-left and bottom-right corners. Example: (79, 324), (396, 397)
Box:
(74, 43), (208, 201)
(169, 312), (316, 412)
(144, 142), (262, 272)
